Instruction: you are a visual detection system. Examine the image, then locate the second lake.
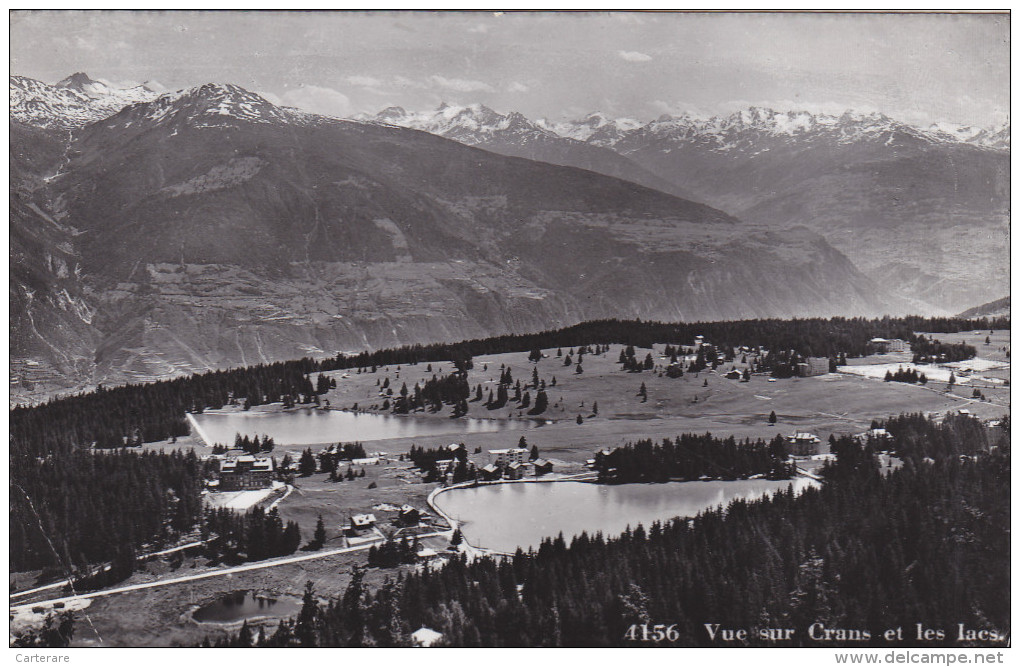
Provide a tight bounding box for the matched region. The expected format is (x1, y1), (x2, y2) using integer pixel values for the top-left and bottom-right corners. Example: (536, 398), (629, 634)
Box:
(434, 478), (819, 553)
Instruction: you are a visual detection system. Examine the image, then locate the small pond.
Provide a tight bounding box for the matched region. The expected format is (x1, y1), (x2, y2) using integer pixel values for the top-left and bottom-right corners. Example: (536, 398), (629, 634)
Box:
(192, 591), (302, 624)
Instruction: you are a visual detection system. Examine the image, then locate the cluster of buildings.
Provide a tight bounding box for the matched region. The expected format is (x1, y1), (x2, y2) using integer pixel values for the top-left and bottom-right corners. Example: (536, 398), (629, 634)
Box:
(343, 504), (425, 536)
(479, 447), (554, 480)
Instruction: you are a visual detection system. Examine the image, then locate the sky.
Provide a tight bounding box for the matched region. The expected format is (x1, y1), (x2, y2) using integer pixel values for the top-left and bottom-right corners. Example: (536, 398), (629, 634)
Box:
(9, 10), (1011, 128)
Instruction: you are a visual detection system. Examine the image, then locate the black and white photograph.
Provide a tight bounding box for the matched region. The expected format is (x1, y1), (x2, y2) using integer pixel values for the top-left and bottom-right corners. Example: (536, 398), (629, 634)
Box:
(8, 9), (1011, 655)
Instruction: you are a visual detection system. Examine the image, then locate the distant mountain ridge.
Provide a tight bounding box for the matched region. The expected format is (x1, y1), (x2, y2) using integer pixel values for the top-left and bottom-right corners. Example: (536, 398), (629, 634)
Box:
(362, 102), (695, 199)
(367, 102), (1008, 313)
(957, 296), (1010, 319)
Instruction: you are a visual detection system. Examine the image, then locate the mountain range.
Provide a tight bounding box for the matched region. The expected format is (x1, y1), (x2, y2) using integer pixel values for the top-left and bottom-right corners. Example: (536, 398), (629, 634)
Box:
(8, 73), (1007, 400)
(370, 104), (1010, 312)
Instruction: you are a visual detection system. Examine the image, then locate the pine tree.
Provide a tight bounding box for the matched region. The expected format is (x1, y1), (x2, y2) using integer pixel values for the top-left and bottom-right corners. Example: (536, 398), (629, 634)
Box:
(313, 515), (326, 549)
(769, 410), (777, 424)
(299, 448), (317, 477)
(295, 581), (318, 647)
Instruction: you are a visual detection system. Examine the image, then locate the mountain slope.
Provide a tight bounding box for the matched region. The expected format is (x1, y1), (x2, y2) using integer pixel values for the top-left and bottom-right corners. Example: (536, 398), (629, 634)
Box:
(10, 122), (99, 401)
(15, 82), (904, 391)
(606, 108), (1010, 312)
(957, 296), (1010, 319)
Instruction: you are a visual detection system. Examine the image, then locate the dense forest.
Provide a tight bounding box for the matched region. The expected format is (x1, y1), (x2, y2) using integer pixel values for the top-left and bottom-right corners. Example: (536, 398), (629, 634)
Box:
(367, 535), (422, 569)
(595, 433), (794, 483)
(873, 412), (1007, 462)
(11, 447), (302, 576)
(201, 507), (302, 564)
(10, 449), (204, 573)
(11, 316), (1005, 458)
(210, 416), (1009, 648)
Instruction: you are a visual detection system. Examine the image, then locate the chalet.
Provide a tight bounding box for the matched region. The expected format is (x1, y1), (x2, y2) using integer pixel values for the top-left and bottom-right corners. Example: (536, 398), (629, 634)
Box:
(505, 461), (524, 480)
(785, 432), (822, 457)
(488, 448), (528, 468)
(532, 458), (553, 476)
(216, 456), (274, 491)
(347, 513), (377, 534)
(724, 369), (742, 380)
(870, 338), (908, 354)
(854, 428), (891, 444)
(480, 464), (501, 481)
(398, 505), (421, 525)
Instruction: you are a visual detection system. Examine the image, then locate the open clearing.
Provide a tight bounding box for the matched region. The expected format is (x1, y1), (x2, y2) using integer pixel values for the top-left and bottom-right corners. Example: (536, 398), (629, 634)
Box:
(205, 481), (288, 510)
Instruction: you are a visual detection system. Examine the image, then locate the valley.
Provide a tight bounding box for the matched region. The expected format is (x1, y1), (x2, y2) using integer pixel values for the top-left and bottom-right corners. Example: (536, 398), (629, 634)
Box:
(8, 13), (1010, 649)
(9, 75), (941, 400)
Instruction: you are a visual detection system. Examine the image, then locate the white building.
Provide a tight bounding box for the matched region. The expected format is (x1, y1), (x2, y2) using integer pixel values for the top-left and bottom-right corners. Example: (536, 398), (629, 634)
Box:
(488, 448), (529, 467)
(870, 338), (908, 353)
(786, 433), (822, 457)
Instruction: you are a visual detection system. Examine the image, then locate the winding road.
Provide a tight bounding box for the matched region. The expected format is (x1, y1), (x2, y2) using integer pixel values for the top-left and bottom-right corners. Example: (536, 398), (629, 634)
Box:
(10, 530), (448, 613)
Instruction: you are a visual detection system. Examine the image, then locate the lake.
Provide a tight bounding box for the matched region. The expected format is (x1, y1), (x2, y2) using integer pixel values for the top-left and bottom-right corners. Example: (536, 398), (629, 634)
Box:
(434, 478), (819, 553)
(190, 408), (537, 446)
(192, 591), (301, 624)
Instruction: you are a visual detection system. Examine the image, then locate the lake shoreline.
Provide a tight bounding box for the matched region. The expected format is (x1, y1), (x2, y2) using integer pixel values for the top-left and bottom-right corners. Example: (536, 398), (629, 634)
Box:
(429, 472), (819, 556)
(189, 404), (542, 447)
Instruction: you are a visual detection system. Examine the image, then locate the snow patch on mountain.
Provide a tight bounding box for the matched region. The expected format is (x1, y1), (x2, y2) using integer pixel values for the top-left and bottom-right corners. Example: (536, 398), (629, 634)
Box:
(536, 112), (643, 146)
(364, 100), (1008, 153)
(367, 102), (562, 144)
(11, 73), (159, 129)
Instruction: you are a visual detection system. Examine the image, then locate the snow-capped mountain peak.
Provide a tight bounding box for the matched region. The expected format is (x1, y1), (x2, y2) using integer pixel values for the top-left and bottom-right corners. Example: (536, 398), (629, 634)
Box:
(56, 71), (155, 103)
(536, 112), (642, 146)
(368, 102), (559, 142)
(613, 106), (988, 155)
(11, 73), (158, 129)
(102, 82), (305, 131)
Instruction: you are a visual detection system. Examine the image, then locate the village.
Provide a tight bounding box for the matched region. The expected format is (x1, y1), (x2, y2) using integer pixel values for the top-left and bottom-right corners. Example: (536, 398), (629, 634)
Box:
(183, 328), (1008, 533)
